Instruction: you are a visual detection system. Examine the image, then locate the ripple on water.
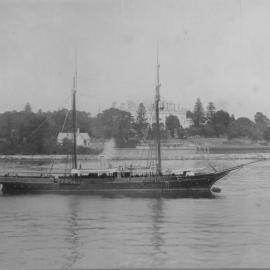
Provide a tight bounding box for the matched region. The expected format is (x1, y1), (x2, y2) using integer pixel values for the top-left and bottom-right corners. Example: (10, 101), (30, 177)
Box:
(1, 158), (270, 268)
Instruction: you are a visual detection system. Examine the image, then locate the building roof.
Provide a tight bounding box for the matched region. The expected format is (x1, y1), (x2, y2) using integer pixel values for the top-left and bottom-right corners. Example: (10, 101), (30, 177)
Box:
(57, 132), (90, 140)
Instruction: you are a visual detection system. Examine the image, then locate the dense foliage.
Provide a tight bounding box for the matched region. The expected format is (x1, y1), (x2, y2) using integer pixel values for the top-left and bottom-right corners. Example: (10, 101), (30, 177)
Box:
(165, 115), (182, 138)
(0, 109), (94, 155)
(0, 106), (139, 154)
(185, 100), (270, 141)
(91, 108), (137, 147)
(134, 103), (149, 140)
(1, 99), (270, 155)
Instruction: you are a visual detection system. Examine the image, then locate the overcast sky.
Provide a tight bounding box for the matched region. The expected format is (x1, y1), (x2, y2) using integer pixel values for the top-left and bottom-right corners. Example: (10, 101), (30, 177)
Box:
(1, 0), (270, 119)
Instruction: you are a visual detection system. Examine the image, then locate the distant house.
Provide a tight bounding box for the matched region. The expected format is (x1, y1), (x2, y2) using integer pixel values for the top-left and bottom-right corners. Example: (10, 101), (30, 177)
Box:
(57, 129), (91, 147)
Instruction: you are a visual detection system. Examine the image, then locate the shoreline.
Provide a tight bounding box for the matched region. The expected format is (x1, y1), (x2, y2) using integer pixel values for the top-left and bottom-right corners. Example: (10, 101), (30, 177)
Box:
(0, 152), (267, 161)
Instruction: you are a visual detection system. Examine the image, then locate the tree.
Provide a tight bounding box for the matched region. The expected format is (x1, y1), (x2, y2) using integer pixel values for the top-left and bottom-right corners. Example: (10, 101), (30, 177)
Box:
(202, 123), (216, 137)
(94, 108), (136, 147)
(186, 110), (193, 120)
(206, 102), (216, 121)
(165, 115), (181, 138)
(151, 122), (168, 140)
(212, 110), (231, 137)
(192, 98), (205, 127)
(0, 108), (94, 155)
(263, 127), (270, 142)
(134, 103), (148, 140)
(227, 117), (260, 140)
(254, 112), (269, 135)
(24, 102), (32, 113)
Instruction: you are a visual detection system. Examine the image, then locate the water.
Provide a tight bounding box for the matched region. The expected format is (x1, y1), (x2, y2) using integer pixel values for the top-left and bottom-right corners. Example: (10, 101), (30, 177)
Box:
(0, 154), (270, 268)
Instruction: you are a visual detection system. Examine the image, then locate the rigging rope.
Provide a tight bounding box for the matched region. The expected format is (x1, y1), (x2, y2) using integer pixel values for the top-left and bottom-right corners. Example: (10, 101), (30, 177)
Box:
(23, 94), (72, 144)
(21, 94), (72, 175)
(60, 110), (71, 133)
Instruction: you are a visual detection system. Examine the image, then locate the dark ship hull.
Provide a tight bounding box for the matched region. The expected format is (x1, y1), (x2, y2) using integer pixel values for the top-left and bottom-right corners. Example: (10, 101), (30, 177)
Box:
(0, 170), (229, 195)
(1, 59), (259, 197)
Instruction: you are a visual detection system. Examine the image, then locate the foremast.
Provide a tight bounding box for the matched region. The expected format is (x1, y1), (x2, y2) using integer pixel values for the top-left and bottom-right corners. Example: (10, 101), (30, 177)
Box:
(72, 71), (78, 170)
(155, 52), (162, 175)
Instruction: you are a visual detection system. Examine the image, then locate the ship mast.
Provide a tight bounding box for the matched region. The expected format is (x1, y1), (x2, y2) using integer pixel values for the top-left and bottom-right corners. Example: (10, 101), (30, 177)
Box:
(72, 70), (78, 169)
(155, 50), (162, 175)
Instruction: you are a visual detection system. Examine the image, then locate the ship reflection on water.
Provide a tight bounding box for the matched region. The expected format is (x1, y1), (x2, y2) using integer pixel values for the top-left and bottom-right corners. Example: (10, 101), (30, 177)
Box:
(60, 190), (218, 268)
(149, 198), (167, 266)
(92, 189), (217, 199)
(1, 157), (269, 268)
(63, 197), (82, 269)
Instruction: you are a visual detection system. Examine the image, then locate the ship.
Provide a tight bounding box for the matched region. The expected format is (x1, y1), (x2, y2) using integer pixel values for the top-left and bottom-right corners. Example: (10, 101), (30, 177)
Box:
(0, 56), (262, 196)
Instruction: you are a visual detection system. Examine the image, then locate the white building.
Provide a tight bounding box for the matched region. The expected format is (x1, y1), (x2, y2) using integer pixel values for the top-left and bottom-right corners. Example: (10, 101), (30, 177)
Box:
(57, 129), (91, 147)
(112, 100), (191, 128)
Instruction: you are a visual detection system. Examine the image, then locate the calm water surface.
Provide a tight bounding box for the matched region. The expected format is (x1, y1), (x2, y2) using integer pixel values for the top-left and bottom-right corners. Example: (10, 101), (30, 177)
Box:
(0, 156), (270, 268)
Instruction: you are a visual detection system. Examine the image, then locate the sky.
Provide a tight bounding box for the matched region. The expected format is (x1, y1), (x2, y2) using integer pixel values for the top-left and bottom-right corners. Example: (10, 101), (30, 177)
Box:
(1, 0), (270, 119)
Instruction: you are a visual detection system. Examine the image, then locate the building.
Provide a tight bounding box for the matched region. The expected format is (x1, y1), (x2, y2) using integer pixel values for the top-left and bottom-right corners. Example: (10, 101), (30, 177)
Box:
(57, 129), (91, 147)
(112, 99), (191, 128)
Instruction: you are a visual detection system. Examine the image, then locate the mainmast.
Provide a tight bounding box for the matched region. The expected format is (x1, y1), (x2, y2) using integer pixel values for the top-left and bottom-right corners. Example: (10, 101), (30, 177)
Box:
(155, 51), (162, 175)
(72, 71), (78, 169)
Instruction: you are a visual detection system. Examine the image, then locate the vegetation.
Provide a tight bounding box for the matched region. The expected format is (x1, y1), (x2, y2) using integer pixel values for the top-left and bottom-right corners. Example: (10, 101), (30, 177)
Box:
(186, 98), (205, 127)
(91, 108), (137, 148)
(165, 115), (182, 138)
(1, 99), (270, 155)
(206, 102), (216, 120)
(134, 103), (149, 141)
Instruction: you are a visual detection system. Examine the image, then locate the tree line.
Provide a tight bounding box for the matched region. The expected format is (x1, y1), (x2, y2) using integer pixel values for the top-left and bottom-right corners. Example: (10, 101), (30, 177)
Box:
(186, 98), (270, 141)
(0, 100), (270, 155)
